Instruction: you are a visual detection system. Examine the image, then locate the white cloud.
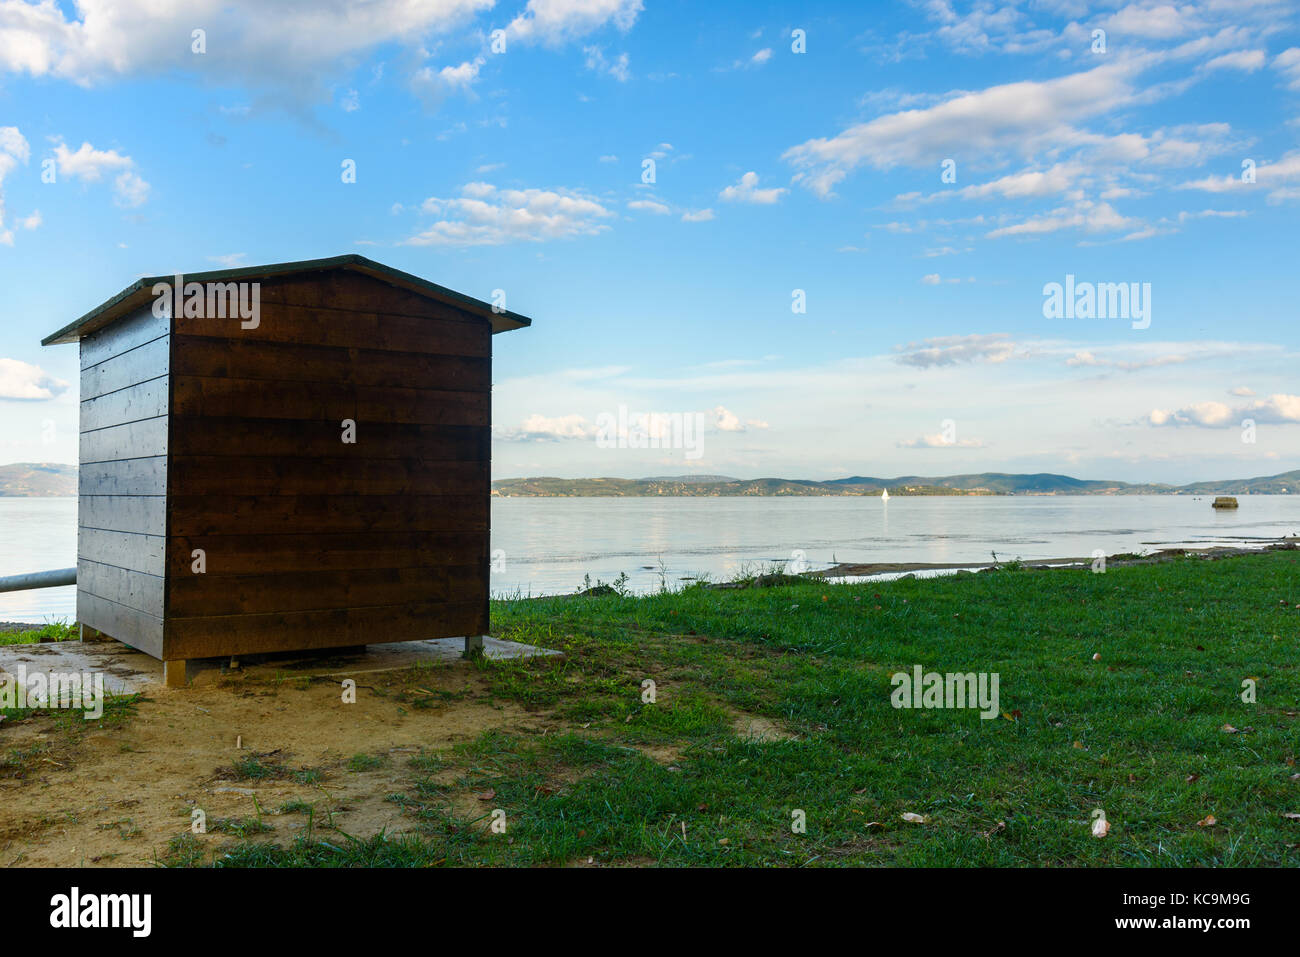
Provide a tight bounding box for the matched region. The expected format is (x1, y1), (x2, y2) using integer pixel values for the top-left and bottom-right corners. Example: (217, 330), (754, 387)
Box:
(1179, 150), (1300, 203)
(1174, 208), (1246, 223)
(916, 0), (1057, 56)
(1149, 400), (1235, 427)
(719, 171), (786, 204)
(1149, 394), (1300, 427)
(895, 333), (1020, 368)
(113, 169), (149, 207)
(209, 253), (248, 268)
(987, 197), (1137, 238)
(0, 125), (29, 164)
(703, 407), (770, 433)
(897, 433), (987, 448)
(1249, 394), (1300, 423)
(1202, 49), (1266, 72)
(1102, 3), (1201, 39)
(0, 358), (68, 400)
(49, 139), (151, 206)
(51, 139), (130, 181)
(627, 198), (671, 214)
(953, 162), (1082, 200)
(681, 208), (714, 222)
(898, 122), (1240, 220)
(437, 59), (482, 91)
(494, 404), (762, 444)
(0, 0), (494, 92)
(1065, 349), (1193, 371)
(407, 182), (613, 246)
(411, 56), (485, 107)
(494, 413), (598, 442)
(783, 59), (1144, 196)
(1275, 47), (1300, 90)
(0, 125), (30, 245)
(506, 0), (643, 46)
(490, 331), (1296, 480)
(722, 46), (774, 70)
(1230, 386), (1255, 397)
(583, 45), (630, 81)
(712, 407), (743, 432)
(1063, 340), (1270, 373)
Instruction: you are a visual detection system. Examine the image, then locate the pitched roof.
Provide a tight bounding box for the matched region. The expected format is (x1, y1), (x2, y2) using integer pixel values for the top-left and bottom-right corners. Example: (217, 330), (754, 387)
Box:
(41, 254), (532, 345)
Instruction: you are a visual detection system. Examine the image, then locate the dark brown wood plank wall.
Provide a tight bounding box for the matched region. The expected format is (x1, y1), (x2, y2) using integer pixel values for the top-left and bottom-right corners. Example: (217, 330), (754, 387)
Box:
(164, 269), (492, 660)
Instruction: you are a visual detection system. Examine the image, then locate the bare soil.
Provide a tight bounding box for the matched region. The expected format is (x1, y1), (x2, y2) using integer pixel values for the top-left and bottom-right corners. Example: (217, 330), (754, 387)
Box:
(0, 664), (553, 867)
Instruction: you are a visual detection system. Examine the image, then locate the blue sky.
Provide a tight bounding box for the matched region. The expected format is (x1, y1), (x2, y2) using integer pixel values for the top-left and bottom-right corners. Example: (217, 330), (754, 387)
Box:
(1, 0), (1298, 484)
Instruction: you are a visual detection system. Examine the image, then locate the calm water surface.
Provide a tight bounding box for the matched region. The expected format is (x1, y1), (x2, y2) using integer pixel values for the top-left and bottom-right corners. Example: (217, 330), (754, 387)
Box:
(3, 495), (1297, 622)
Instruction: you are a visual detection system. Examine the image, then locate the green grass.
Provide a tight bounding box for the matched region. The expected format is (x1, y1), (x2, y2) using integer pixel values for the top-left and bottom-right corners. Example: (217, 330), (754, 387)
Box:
(0, 621), (78, 646)
(229, 755), (282, 781)
(1, 692), (140, 744)
(160, 551), (1300, 867)
(209, 817), (275, 837)
(347, 753), (388, 772)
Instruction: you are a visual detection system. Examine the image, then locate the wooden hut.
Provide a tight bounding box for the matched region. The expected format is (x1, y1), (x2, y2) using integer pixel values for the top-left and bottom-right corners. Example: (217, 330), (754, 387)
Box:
(42, 255), (531, 685)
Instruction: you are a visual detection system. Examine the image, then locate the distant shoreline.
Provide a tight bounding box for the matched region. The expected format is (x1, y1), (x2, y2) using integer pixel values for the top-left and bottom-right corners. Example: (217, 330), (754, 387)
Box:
(3, 462), (1299, 497)
(815, 539), (1300, 580)
(492, 470), (1300, 498)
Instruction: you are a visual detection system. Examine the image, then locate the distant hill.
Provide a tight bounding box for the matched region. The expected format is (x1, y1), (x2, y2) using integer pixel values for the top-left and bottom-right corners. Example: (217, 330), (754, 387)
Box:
(6, 461), (1295, 498)
(825, 472), (1132, 494)
(492, 469), (1300, 497)
(1171, 470), (1300, 494)
(0, 463), (77, 497)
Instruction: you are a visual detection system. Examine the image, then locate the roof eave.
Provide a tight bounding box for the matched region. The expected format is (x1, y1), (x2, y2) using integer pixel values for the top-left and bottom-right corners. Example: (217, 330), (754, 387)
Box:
(40, 255), (534, 345)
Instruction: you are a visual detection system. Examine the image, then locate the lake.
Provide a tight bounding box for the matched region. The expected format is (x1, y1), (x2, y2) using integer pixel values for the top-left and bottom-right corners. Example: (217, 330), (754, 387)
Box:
(2, 494), (1297, 623)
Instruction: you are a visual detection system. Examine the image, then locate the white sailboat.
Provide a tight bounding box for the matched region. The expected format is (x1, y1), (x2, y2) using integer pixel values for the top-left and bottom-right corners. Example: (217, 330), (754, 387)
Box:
(881, 488), (890, 502)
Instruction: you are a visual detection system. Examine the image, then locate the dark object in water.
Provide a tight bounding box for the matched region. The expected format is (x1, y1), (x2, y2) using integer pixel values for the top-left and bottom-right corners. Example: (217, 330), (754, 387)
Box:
(1212, 496), (1239, 510)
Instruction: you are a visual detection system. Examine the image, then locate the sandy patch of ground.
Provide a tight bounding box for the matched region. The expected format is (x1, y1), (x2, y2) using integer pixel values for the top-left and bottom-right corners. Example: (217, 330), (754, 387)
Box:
(731, 714), (796, 743)
(0, 665), (553, 867)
